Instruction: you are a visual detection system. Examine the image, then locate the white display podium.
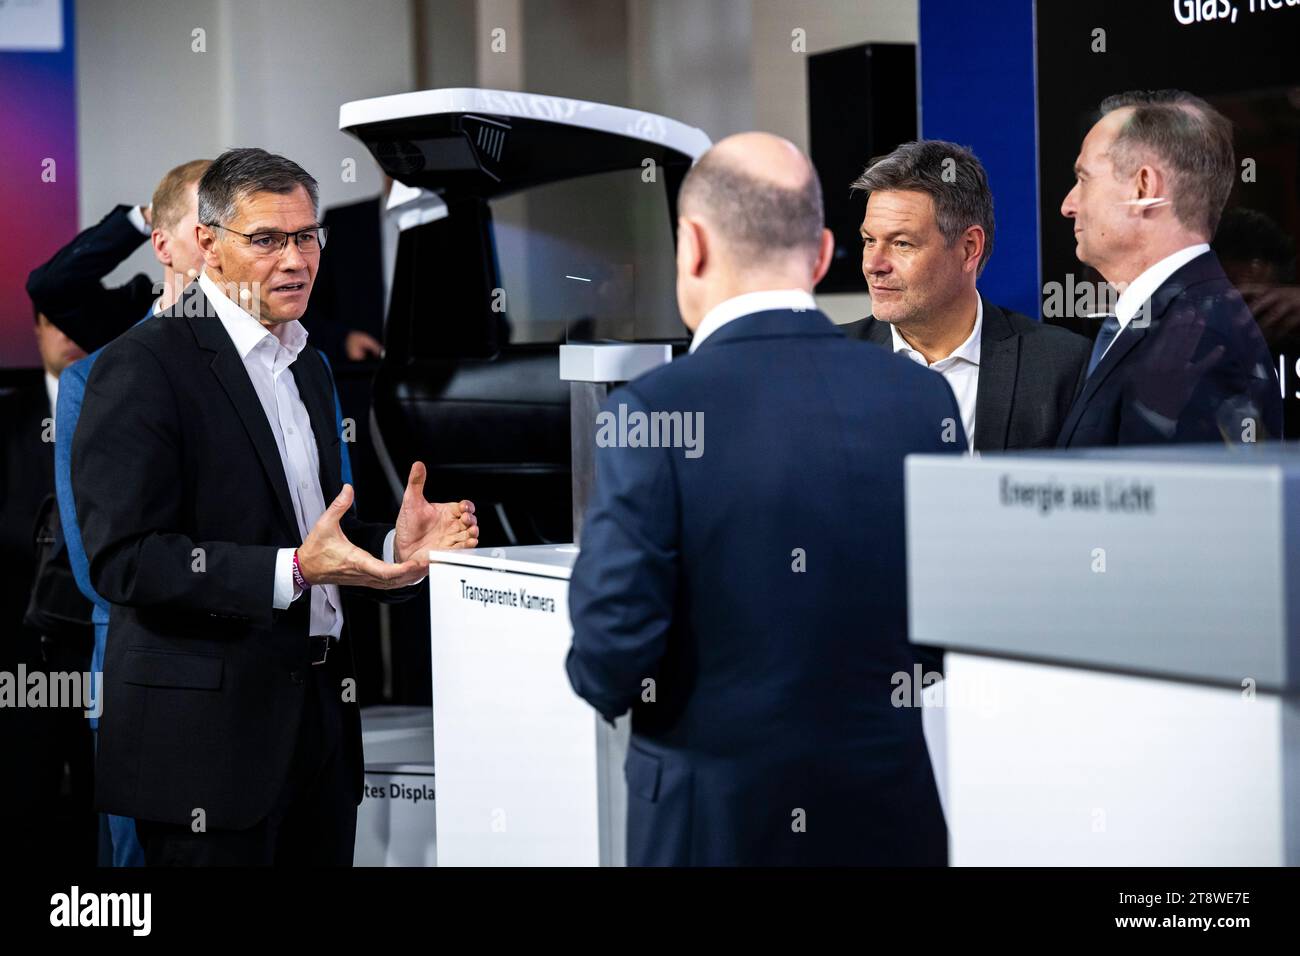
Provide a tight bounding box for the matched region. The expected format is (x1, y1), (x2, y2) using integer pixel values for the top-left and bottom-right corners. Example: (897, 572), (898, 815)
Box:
(906, 445), (1300, 866)
(354, 705), (437, 867)
(427, 544), (628, 866)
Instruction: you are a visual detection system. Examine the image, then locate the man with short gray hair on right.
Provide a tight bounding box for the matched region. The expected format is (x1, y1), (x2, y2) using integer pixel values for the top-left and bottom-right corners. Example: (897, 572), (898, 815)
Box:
(1057, 89), (1281, 446)
(842, 141), (1090, 451)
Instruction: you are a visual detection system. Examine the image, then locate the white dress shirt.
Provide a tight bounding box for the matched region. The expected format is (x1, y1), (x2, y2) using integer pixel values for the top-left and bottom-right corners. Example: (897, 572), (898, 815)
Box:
(126, 204), (150, 235)
(689, 289), (818, 353)
(890, 296), (983, 450)
(199, 271), (397, 637)
(1105, 243), (1211, 360)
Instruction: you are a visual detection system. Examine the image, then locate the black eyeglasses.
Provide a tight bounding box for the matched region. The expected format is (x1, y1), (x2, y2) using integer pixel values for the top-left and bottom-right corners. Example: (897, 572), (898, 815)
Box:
(207, 223), (328, 255)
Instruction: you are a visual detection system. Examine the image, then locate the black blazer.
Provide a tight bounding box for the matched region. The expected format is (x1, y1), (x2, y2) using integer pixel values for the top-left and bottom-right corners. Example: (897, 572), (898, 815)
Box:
(26, 205), (155, 354)
(72, 285), (405, 829)
(300, 196), (385, 366)
(842, 296), (1091, 451)
(1057, 250), (1282, 447)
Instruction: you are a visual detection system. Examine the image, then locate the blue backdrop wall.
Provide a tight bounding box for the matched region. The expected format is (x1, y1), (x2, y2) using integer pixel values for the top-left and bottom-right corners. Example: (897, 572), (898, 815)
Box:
(919, 0), (1039, 319)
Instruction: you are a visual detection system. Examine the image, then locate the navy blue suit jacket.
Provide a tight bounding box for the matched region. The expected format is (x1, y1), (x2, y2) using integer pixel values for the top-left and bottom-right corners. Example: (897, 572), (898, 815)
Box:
(1057, 251), (1281, 447)
(26, 204), (155, 354)
(566, 308), (962, 866)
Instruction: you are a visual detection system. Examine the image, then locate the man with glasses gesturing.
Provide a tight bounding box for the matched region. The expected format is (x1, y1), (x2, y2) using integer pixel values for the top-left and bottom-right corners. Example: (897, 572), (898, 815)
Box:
(71, 148), (479, 866)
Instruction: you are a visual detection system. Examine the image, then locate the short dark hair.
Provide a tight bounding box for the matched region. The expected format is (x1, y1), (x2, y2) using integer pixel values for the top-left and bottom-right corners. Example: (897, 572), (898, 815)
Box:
(1098, 89), (1234, 237)
(850, 140), (995, 275)
(678, 151), (824, 267)
(198, 148), (319, 227)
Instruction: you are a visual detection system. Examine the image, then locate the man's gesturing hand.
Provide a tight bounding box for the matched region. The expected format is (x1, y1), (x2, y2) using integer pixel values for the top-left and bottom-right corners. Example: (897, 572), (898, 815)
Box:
(298, 484), (429, 589)
(393, 461), (478, 563)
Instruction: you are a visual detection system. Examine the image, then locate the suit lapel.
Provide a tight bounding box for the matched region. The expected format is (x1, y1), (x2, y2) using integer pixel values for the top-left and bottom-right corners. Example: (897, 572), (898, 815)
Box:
(859, 307), (1014, 452)
(183, 287), (299, 538)
(1057, 251), (1221, 445)
(855, 317), (893, 347)
(973, 300), (1018, 452)
(1057, 322), (1148, 444)
(289, 350), (342, 498)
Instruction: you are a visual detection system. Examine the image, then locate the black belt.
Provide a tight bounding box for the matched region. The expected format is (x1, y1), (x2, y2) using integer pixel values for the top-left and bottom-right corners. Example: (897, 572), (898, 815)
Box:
(308, 635), (330, 666)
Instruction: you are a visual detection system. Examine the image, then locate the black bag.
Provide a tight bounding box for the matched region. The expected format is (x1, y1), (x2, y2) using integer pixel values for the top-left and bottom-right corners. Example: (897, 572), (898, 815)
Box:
(23, 492), (93, 644)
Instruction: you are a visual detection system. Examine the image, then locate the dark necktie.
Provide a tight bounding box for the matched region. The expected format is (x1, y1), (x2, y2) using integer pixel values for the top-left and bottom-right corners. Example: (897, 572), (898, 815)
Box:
(1086, 315), (1121, 378)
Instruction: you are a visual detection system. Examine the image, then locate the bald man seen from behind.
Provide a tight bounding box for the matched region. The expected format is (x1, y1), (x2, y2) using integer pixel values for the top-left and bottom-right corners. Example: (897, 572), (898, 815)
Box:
(565, 133), (963, 866)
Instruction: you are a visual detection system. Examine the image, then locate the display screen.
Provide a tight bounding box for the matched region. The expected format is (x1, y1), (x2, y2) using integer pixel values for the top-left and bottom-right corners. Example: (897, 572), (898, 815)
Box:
(489, 167), (681, 345)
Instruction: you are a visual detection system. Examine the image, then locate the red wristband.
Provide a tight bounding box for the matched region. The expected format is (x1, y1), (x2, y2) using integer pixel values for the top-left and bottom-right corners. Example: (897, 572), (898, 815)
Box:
(292, 549), (310, 591)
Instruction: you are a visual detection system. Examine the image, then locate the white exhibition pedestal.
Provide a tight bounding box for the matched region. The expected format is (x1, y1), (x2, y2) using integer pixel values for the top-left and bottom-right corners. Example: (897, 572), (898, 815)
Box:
(354, 705), (437, 867)
(934, 652), (1295, 866)
(427, 544), (628, 866)
(907, 445), (1300, 866)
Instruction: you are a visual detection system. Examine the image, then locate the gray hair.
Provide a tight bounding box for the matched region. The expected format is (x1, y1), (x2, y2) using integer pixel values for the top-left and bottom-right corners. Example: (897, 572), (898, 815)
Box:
(850, 140), (995, 275)
(678, 151), (824, 267)
(1098, 89), (1234, 238)
(197, 147), (319, 227)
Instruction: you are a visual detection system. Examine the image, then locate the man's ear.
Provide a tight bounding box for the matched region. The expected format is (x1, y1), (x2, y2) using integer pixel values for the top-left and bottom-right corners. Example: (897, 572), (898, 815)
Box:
(677, 216), (707, 278)
(812, 227), (835, 286)
(151, 229), (171, 268)
(196, 223), (219, 268)
(1135, 164), (1159, 201)
(961, 225), (986, 276)
(1134, 164), (1171, 216)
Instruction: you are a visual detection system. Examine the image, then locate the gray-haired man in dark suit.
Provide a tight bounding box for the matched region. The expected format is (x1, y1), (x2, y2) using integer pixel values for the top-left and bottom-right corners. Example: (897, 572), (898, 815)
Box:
(841, 140), (1090, 451)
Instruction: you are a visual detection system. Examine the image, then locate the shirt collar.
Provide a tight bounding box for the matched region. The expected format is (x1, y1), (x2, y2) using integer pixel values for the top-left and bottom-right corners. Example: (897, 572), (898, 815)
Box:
(198, 270), (309, 362)
(1113, 243), (1210, 328)
(889, 294), (983, 367)
(44, 371), (58, 414)
(689, 289), (818, 353)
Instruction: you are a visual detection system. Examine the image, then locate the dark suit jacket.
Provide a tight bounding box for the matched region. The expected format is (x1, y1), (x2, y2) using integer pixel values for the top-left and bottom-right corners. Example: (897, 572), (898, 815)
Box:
(567, 309), (960, 866)
(26, 205), (155, 354)
(841, 296), (1091, 451)
(1057, 250), (1282, 447)
(301, 197), (384, 366)
(72, 285), (405, 829)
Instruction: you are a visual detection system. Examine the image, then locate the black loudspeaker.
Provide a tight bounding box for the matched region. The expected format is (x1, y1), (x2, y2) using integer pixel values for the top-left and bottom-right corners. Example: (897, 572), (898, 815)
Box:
(808, 42), (918, 294)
